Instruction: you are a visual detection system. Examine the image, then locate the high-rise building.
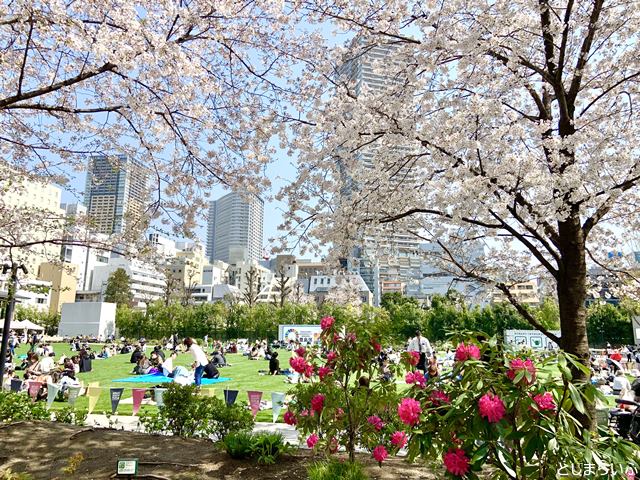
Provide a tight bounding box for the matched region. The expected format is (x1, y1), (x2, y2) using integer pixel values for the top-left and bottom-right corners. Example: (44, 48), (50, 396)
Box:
(339, 42), (422, 305)
(206, 192), (264, 264)
(84, 155), (149, 235)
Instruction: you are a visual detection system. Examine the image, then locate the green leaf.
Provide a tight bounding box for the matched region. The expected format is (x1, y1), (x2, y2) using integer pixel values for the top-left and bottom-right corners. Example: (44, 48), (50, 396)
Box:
(470, 443), (489, 465)
(496, 447), (517, 478)
(567, 383), (585, 414)
(547, 437), (558, 452)
(565, 354), (591, 375)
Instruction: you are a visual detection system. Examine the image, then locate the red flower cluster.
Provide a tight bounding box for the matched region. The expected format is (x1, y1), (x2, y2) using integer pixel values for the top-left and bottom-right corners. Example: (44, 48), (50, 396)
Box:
(306, 433), (319, 448)
(318, 366), (332, 380)
(311, 394), (325, 413)
(533, 392), (556, 411)
(405, 371), (426, 388)
(398, 397), (422, 426)
(443, 448), (470, 476)
(372, 445), (388, 464)
(294, 346), (306, 357)
(478, 392), (506, 423)
(407, 351), (421, 366)
(289, 356), (307, 374)
(371, 338), (382, 352)
(454, 342), (481, 362)
(320, 316), (335, 330)
(283, 410), (297, 425)
(429, 390), (451, 406)
(326, 351), (337, 364)
(390, 431), (408, 449)
(506, 358), (537, 385)
(367, 415), (385, 431)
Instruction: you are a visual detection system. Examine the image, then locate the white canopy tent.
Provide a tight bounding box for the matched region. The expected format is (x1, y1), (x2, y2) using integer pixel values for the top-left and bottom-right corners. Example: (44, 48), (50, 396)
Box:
(1, 319), (45, 331)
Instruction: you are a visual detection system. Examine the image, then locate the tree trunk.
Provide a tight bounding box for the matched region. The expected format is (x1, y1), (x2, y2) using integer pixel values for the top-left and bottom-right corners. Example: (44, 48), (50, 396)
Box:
(556, 213), (594, 431)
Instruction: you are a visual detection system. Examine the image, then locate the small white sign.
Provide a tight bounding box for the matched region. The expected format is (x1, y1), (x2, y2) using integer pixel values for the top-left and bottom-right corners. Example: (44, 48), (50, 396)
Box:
(117, 459), (138, 475)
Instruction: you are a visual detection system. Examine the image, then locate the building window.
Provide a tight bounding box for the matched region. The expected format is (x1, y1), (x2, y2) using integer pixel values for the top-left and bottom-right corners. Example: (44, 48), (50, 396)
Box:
(36, 298), (46, 304)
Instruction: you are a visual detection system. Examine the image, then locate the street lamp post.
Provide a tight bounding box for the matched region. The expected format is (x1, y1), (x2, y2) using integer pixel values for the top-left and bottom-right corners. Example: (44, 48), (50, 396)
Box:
(0, 262), (28, 378)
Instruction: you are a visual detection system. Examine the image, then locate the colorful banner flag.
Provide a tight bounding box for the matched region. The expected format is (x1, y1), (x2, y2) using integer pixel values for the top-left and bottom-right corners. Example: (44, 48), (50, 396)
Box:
(46, 383), (60, 409)
(67, 386), (81, 407)
(27, 381), (42, 400)
(223, 389), (238, 406)
(87, 384), (101, 414)
(201, 388), (216, 397)
(154, 388), (167, 407)
(271, 392), (286, 423)
(132, 388), (146, 416)
(10, 378), (22, 393)
(110, 388), (124, 414)
(247, 391), (262, 418)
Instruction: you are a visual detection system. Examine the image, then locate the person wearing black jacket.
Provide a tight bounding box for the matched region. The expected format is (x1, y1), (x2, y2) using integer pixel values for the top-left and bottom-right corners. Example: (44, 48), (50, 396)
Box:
(203, 360), (220, 379)
(130, 347), (143, 364)
(269, 351), (280, 375)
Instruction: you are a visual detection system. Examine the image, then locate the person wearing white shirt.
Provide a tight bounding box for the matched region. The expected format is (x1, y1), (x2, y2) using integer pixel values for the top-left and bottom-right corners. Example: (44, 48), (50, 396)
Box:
(407, 330), (433, 373)
(184, 338), (208, 386)
(39, 353), (55, 374)
(613, 370), (632, 396)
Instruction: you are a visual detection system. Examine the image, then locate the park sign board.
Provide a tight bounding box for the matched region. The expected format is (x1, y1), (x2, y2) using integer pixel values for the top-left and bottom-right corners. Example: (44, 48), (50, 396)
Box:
(116, 458), (138, 476)
(504, 329), (561, 350)
(278, 324), (322, 345)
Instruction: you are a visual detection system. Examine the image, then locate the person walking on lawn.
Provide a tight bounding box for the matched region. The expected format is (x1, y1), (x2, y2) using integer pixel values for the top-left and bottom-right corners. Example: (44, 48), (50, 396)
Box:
(184, 337), (208, 387)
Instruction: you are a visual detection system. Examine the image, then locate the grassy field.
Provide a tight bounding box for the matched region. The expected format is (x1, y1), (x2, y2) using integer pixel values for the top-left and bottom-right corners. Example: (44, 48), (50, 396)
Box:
(12, 342), (295, 422)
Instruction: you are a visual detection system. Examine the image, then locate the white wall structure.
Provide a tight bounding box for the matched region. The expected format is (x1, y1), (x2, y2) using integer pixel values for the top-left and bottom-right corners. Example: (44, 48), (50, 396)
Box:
(0, 277), (52, 312)
(202, 261), (229, 285)
(59, 302), (116, 339)
(191, 284), (241, 304)
(91, 257), (166, 307)
(227, 260), (272, 297)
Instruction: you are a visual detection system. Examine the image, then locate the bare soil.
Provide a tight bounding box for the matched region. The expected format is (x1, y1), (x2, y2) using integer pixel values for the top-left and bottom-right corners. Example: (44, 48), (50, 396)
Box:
(0, 422), (439, 479)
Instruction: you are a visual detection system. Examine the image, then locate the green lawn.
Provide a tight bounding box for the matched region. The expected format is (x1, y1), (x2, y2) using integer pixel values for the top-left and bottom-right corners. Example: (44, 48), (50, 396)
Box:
(12, 343), (294, 422)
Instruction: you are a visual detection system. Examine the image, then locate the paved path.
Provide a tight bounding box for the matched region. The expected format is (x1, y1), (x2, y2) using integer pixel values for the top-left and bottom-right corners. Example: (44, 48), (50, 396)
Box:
(86, 414), (300, 444)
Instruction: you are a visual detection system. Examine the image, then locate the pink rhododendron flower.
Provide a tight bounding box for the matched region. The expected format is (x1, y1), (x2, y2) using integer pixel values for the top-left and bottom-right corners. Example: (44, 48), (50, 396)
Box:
(371, 339), (382, 352)
(372, 445), (388, 464)
(289, 356), (307, 374)
(306, 433), (319, 448)
(311, 394), (325, 413)
(455, 342), (481, 362)
(478, 392), (506, 423)
(367, 415), (385, 431)
(533, 392), (556, 411)
(283, 410), (297, 425)
(506, 358), (537, 385)
(346, 332), (357, 343)
(429, 390), (451, 406)
(398, 398), (422, 426)
(335, 407), (344, 419)
(410, 351), (420, 365)
(443, 448), (470, 476)
(300, 408), (310, 417)
(320, 316), (335, 330)
(329, 436), (339, 454)
(390, 431), (408, 449)
(333, 333), (341, 343)
(294, 347), (306, 357)
(326, 351), (337, 363)
(304, 363), (315, 378)
(318, 366), (332, 380)
(405, 371), (426, 388)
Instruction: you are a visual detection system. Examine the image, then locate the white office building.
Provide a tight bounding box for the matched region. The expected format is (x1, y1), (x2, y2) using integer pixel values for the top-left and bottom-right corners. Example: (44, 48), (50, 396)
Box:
(90, 257), (166, 307)
(206, 192), (264, 264)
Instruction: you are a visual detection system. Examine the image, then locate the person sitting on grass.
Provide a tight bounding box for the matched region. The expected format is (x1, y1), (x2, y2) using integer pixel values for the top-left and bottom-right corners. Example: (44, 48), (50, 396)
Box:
(269, 351), (280, 375)
(203, 359), (220, 380)
(211, 350), (226, 367)
(160, 351), (177, 378)
(133, 354), (152, 375)
(130, 346), (143, 364)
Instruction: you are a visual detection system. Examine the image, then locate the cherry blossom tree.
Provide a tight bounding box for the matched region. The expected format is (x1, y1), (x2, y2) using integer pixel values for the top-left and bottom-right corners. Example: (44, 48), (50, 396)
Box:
(283, 0), (640, 428)
(0, 0), (319, 236)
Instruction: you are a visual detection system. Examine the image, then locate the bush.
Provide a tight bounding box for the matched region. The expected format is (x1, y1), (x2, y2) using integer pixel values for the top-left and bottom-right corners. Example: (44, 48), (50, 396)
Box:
(139, 383), (254, 439)
(0, 392), (49, 423)
(223, 431), (255, 459)
(406, 332), (640, 479)
(307, 460), (369, 480)
(251, 432), (292, 465)
(223, 431), (292, 464)
(54, 406), (88, 426)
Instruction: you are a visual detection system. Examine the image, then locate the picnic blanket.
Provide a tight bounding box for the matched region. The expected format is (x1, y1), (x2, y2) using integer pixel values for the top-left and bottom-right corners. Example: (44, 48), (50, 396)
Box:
(113, 373), (231, 385)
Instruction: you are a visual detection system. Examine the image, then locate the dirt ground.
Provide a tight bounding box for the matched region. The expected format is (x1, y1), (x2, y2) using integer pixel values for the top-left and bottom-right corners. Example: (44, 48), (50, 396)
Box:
(0, 422), (440, 479)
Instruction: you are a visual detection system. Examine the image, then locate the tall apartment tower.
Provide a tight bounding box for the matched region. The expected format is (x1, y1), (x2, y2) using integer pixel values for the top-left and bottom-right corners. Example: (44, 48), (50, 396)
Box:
(84, 155), (149, 235)
(206, 192), (264, 264)
(340, 41), (423, 305)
